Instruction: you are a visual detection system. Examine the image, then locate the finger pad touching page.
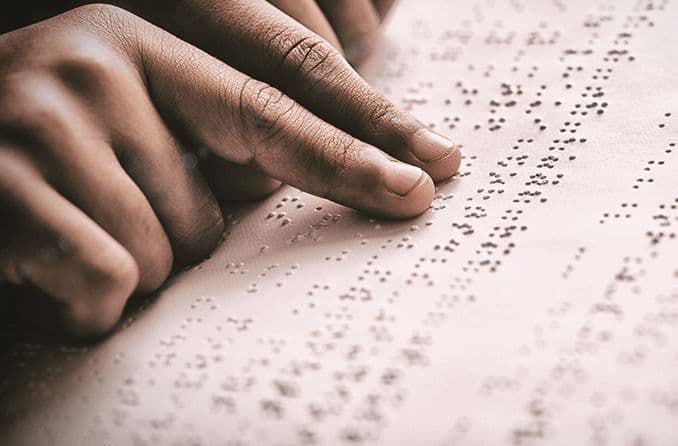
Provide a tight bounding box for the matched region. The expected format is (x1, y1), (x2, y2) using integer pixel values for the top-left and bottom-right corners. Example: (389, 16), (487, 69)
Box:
(2, 0), (678, 445)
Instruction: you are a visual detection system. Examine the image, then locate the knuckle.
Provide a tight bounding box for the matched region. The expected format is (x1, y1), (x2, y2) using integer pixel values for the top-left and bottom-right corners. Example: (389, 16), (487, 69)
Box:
(49, 37), (123, 92)
(315, 135), (358, 199)
(279, 34), (340, 78)
(65, 298), (121, 339)
(137, 240), (173, 294)
(0, 22), (125, 117)
(238, 78), (298, 145)
(328, 135), (355, 176)
(67, 244), (138, 338)
(86, 242), (139, 299)
(364, 99), (401, 136)
(68, 3), (136, 29)
(0, 151), (41, 209)
(66, 304), (116, 339)
(0, 76), (71, 145)
(61, 4), (143, 59)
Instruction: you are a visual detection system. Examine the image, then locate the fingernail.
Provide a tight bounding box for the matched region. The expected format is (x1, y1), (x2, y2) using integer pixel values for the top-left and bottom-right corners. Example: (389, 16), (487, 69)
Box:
(412, 129), (458, 163)
(384, 162), (425, 196)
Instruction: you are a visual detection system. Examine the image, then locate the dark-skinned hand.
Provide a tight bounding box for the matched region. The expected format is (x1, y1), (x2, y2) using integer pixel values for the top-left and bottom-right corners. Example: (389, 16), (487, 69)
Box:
(0, 2), (461, 338)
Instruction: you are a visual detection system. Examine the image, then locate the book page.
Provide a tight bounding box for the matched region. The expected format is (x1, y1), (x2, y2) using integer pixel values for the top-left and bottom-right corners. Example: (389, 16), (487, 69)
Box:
(1, 0), (677, 444)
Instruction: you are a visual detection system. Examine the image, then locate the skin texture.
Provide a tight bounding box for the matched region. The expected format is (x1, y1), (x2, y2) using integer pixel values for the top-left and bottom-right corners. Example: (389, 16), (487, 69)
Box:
(0, 2), (461, 339)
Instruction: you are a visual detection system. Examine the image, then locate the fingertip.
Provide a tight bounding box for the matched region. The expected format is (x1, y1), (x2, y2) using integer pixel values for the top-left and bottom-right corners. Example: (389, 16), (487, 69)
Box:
(382, 161), (425, 197)
(376, 164), (434, 219)
(425, 144), (462, 182)
(397, 169), (435, 217)
(409, 129), (462, 182)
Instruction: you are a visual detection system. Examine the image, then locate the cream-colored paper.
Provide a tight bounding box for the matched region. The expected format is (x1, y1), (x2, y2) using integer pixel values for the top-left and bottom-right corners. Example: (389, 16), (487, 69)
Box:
(2, 0), (677, 444)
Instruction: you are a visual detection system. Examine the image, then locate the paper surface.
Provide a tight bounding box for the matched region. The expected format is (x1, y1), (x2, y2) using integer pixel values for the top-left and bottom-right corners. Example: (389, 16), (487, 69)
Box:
(1, 0), (677, 444)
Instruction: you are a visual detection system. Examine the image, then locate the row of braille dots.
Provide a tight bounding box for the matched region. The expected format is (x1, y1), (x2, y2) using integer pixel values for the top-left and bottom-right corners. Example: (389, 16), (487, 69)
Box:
(253, 241), (406, 431)
(633, 115), (673, 190)
(562, 246), (587, 279)
(288, 212), (342, 245)
(511, 326), (630, 443)
(87, 8), (406, 437)
(357, 255), (395, 284)
(517, 198), (673, 441)
(484, 29), (515, 45)
(320, 289), (444, 446)
(646, 198), (678, 246)
(442, 78), (554, 133)
(466, 16), (636, 258)
(401, 81), (434, 112)
(0, 5), (580, 444)
(591, 189), (677, 430)
(504, 5), (674, 443)
(475, 55), (592, 238)
(409, 9), (621, 429)
(196, 136), (436, 436)
(525, 27), (561, 47)
(284, 174), (465, 436)
(422, 8), (623, 426)
(189, 6), (644, 441)
(471, 223), (527, 273)
(622, 13), (657, 32)
(441, 100), (510, 274)
(302, 5), (588, 440)
(263, 195), (312, 227)
(248, 263), (299, 292)
(297, 294), (407, 442)
(578, 251), (668, 419)
(637, 0), (671, 13)
(600, 202), (639, 224)
(443, 80), (544, 132)
(291, 283), (331, 315)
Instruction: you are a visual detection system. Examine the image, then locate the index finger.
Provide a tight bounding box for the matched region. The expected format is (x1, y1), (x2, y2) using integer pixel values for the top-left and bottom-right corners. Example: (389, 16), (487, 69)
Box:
(124, 0), (461, 182)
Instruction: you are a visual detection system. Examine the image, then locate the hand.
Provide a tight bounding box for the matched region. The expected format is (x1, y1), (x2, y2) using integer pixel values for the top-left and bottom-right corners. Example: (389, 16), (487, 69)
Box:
(0, 4), (460, 339)
(263, 0), (397, 66)
(3, 1), (395, 66)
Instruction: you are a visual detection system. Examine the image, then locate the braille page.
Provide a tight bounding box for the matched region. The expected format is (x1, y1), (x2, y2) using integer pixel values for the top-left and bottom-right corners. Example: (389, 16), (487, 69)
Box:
(1, 0), (677, 445)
